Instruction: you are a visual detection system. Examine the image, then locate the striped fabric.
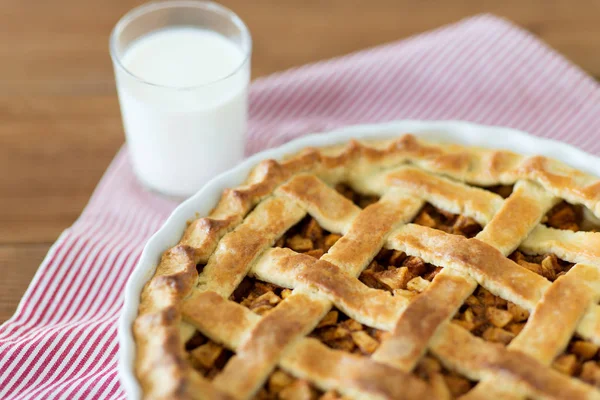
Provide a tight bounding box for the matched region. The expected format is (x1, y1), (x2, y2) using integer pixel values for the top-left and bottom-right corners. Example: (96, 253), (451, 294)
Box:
(1, 14), (599, 399)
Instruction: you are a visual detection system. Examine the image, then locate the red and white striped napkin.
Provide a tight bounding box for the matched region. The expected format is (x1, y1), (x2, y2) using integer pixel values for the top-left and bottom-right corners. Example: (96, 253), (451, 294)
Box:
(1, 14), (599, 399)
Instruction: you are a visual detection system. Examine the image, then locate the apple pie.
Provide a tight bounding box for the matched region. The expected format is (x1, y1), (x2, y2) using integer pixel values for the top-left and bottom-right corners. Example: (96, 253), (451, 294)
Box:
(134, 134), (600, 400)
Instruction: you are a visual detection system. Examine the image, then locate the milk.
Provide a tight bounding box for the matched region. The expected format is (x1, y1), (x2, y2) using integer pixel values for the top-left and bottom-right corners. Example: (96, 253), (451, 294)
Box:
(114, 27), (249, 197)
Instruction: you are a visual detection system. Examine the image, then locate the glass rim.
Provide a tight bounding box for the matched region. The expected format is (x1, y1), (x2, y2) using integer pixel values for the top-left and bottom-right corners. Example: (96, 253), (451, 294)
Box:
(109, 0), (252, 91)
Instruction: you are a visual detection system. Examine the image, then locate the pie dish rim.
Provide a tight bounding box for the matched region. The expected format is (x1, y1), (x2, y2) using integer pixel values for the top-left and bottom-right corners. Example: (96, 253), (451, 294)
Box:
(117, 119), (600, 399)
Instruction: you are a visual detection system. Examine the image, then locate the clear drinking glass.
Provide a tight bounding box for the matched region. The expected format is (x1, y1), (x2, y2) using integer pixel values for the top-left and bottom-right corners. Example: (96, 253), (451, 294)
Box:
(110, 1), (252, 198)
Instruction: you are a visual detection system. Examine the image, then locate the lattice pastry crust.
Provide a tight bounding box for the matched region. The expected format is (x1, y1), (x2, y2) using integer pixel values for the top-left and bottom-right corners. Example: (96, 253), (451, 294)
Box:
(134, 134), (600, 400)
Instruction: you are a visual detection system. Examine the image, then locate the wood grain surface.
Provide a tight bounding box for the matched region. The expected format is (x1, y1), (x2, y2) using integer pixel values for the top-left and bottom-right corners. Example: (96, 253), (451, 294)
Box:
(1, 0), (599, 323)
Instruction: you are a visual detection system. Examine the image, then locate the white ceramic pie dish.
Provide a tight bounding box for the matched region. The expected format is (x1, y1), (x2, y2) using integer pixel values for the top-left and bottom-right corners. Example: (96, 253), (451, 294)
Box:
(118, 120), (600, 399)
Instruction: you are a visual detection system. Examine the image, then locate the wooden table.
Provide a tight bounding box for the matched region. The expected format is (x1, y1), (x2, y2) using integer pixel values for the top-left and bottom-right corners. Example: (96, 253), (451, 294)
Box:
(1, 0), (599, 323)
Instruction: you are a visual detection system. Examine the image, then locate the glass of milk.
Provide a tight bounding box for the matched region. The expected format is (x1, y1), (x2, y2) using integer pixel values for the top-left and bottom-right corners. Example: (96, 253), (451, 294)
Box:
(110, 1), (251, 198)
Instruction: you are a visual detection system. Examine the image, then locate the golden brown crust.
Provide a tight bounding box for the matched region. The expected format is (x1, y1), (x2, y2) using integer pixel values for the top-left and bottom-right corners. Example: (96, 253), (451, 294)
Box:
(388, 225), (550, 310)
(476, 181), (557, 255)
(385, 167), (504, 225)
(466, 264), (600, 399)
(275, 174), (361, 234)
(321, 190), (423, 275)
(181, 287), (430, 399)
(212, 292), (328, 398)
(197, 196), (305, 297)
(373, 269), (477, 372)
(252, 248), (409, 331)
(511, 264), (600, 364)
(369, 179), (558, 391)
(431, 324), (598, 400)
(521, 225), (600, 266)
(281, 339), (432, 400)
(134, 133), (600, 399)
